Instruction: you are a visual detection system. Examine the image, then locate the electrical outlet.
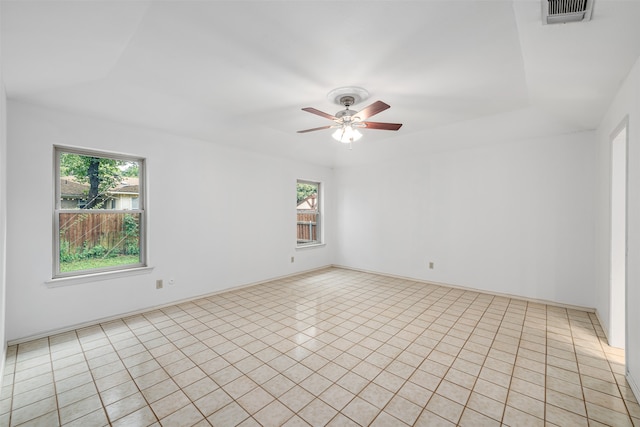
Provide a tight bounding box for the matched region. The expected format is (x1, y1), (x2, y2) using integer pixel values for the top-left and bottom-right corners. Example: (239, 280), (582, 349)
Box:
(429, 262), (434, 269)
(156, 279), (163, 289)
(291, 256), (295, 263)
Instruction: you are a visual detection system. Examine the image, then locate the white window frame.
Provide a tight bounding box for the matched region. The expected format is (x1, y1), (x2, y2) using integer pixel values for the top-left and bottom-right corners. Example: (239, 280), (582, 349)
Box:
(296, 179), (322, 247)
(53, 146), (147, 279)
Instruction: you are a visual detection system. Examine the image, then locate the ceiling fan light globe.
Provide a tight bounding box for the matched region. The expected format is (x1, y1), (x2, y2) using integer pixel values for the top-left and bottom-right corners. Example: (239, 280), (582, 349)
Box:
(332, 126), (362, 143)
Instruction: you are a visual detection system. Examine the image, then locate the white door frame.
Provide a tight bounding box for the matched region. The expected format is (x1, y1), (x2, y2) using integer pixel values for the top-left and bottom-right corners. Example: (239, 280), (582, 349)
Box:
(609, 117), (629, 350)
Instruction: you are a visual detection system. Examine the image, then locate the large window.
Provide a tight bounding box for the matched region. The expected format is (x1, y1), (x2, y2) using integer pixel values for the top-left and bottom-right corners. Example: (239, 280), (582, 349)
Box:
(54, 147), (146, 278)
(297, 180), (321, 246)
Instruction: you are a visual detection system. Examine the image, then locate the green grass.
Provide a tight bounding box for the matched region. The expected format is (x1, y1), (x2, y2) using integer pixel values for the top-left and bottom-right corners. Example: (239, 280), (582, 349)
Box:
(60, 255), (140, 273)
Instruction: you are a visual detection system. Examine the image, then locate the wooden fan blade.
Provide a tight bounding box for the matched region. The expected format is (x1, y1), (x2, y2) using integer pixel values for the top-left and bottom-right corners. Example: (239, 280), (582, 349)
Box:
(361, 121), (403, 131)
(301, 107), (337, 121)
(354, 100), (390, 120)
(297, 125), (334, 133)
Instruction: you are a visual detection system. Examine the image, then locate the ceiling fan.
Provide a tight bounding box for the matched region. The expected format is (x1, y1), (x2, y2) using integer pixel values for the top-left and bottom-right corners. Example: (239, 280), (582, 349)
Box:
(297, 94), (402, 144)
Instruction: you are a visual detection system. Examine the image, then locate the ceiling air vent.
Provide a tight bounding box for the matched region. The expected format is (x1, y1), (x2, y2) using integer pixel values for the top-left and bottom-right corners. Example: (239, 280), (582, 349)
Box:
(542, 0), (594, 24)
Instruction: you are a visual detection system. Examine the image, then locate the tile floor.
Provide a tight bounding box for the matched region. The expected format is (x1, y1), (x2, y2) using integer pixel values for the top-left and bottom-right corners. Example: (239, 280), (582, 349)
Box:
(0, 267), (639, 426)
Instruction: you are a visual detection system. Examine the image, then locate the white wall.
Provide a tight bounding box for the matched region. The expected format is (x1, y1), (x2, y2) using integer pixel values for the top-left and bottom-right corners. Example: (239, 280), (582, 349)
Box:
(0, 5), (8, 384)
(5, 101), (335, 342)
(596, 55), (640, 400)
(335, 131), (597, 308)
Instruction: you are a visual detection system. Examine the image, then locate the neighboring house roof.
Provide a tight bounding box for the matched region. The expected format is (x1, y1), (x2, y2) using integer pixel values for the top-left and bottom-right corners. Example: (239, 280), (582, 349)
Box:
(60, 176), (139, 198)
(118, 177), (139, 187)
(60, 177), (89, 198)
(110, 185), (139, 194)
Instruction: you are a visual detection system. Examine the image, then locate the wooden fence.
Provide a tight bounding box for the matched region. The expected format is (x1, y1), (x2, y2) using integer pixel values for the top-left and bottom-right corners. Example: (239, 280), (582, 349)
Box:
(297, 211), (317, 243)
(59, 212), (137, 253)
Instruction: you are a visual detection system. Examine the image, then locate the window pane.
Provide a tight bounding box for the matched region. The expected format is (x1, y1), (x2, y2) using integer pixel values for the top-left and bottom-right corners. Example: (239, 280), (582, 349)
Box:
(59, 153), (140, 210)
(59, 212), (141, 273)
(56, 147), (145, 278)
(297, 181), (320, 245)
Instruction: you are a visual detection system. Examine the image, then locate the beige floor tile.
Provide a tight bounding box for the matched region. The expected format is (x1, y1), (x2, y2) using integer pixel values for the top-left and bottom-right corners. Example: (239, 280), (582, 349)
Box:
(105, 391), (147, 423)
(246, 363), (278, 385)
(262, 374), (296, 398)
(626, 400), (640, 418)
(10, 396), (57, 426)
(152, 389), (192, 421)
(473, 377), (508, 403)
(95, 370), (133, 393)
(546, 388), (587, 416)
(1, 269), (638, 427)
(397, 382), (433, 408)
(222, 375), (258, 400)
(507, 390), (544, 419)
(384, 395), (422, 425)
(11, 383), (55, 411)
(341, 396), (380, 426)
(298, 398), (337, 426)
(160, 403), (206, 427)
(582, 386), (626, 412)
(466, 391), (505, 421)
(370, 410), (409, 426)
(275, 386), (313, 413)
(503, 404), (544, 426)
(283, 363), (313, 384)
(545, 403), (588, 427)
(415, 409), (457, 426)
(194, 388), (232, 417)
(359, 382), (394, 409)
(12, 410), (60, 427)
(458, 408), (501, 427)
(426, 394), (464, 424)
(436, 379), (471, 405)
(236, 386), (274, 414)
(281, 414), (312, 427)
(63, 409), (109, 427)
(299, 372), (332, 396)
(511, 377), (545, 402)
(512, 365), (545, 387)
(253, 400), (294, 427)
(59, 394), (103, 425)
(317, 384), (353, 411)
(586, 402), (634, 427)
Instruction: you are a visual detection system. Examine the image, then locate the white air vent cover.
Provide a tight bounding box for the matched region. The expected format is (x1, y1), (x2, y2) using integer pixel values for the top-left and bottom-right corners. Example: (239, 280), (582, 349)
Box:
(542, 0), (594, 24)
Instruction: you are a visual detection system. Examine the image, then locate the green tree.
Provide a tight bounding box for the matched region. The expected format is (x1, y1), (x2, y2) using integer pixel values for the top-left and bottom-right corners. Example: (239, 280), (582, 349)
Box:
(297, 183), (317, 204)
(121, 163), (139, 177)
(60, 153), (124, 209)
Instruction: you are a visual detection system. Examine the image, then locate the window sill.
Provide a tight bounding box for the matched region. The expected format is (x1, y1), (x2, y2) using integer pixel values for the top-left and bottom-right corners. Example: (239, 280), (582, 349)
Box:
(296, 243), (326, 250)
(45, 266), (155, 288)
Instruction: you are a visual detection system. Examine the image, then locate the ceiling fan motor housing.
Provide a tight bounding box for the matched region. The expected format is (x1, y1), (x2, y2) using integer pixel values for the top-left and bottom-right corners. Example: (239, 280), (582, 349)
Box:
(339, 96), (356, 107)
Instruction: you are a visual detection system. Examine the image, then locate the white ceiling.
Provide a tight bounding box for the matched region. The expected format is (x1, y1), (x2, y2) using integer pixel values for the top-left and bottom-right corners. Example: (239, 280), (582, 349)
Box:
(2, 0), (640, 167)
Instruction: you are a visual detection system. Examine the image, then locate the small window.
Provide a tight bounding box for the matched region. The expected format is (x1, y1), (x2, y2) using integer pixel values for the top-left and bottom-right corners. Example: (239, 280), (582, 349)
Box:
(297, 180), (321, 246)
(54, 147), (146, 278)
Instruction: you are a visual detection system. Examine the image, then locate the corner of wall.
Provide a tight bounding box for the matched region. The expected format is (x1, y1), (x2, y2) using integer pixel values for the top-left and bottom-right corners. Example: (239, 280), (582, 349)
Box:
(0, 0), (8, 385)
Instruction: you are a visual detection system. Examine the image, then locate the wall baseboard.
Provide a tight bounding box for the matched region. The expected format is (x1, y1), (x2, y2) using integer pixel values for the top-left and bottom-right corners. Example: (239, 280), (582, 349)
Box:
(7, 265), (333, 346)
(627, 371), (640, 408)
(0, 344), (5, 390)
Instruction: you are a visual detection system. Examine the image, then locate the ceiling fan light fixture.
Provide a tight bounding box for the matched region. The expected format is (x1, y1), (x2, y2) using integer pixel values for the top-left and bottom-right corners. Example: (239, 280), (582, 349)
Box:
(332, 125), (362, 143)
(298, 89), (402, 144)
